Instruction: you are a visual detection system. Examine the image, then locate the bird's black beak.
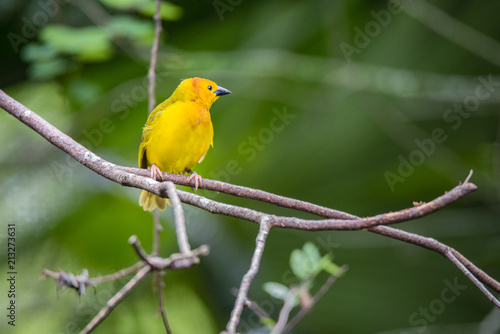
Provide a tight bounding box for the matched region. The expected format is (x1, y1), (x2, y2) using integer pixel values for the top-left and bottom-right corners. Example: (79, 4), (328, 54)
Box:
(214, 86), (231, 96)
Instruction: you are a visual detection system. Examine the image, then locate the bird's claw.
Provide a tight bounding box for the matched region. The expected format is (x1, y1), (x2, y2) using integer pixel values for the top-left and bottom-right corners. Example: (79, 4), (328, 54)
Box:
(189, 172), (203, 192)
(151, 164), (163, 181)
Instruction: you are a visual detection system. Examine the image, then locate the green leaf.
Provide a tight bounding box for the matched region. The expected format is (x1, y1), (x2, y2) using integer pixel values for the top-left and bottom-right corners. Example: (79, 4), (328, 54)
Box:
(263, 282), (289, 301)
(290, 249), (315, 279)
(290, 249), (308, 279)
(303, 242), (321, 265)
(40, 25), (113, 62)
(318, 255), (343, 277)
(290, 242), (323, 279)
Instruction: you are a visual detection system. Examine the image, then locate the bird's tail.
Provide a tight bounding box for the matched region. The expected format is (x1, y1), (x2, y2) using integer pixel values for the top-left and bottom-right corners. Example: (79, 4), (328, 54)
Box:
(139, 190), (171, 211)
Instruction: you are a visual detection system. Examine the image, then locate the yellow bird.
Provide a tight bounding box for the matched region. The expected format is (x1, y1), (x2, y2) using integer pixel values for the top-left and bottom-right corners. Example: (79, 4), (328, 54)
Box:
(138, 77), (231, 211)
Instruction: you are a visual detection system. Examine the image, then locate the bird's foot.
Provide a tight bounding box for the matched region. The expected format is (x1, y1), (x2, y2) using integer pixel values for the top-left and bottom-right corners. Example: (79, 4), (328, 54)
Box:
(151, 164), (163, 181)
(188, 171), (203, 192)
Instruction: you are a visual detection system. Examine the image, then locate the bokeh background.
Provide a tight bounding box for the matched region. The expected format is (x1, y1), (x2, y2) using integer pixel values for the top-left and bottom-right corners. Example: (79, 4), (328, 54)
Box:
(1, 0), (499, 333)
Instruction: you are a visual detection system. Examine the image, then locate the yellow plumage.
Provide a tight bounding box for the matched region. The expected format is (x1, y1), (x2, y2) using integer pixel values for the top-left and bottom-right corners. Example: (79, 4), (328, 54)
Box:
(138, 77), (231, 211)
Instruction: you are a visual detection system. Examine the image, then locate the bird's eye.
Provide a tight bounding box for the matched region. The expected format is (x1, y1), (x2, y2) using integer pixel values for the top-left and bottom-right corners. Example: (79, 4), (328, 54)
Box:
(207, 85), (212, 91)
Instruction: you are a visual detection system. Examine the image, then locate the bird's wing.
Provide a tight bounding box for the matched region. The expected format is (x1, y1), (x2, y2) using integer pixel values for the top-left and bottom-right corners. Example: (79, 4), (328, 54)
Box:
(138, 127), (150, 169)
(138, 104), (165, 169)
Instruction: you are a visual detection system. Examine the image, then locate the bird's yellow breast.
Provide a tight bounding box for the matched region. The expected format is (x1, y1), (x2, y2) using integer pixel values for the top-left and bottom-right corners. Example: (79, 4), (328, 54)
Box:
(142, 100), (213, 174)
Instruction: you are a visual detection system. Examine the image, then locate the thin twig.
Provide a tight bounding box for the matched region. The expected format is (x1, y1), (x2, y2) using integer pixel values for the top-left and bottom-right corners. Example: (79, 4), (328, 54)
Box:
(272, 286), (298, 333)
(147, 4), (169, 330)
(42, 262), (146, 293)
(85, 234), (203, 334)
(42, 269), (91, 296)
(450, 249), (500, 293)
(226, 217), (272, 333)
(282, 267), (347, 333)
(80, 265), (151, 334)
(176, 184), (476, 231)
(156, 271), (173, 334)
(446, 250), (500, 308)
(464, 169), (474, 184)
(152, 209), (162, 256)
(148, 0), (162, 114)
(130, 234), (209, 270)
(129, 235), (151, 264)
(230, 288), (273, 320)
(148, 0), (164, 258)
(44, 237), (207, 334)
(89, 262), (144, 284)
(166, 181), (191, 254)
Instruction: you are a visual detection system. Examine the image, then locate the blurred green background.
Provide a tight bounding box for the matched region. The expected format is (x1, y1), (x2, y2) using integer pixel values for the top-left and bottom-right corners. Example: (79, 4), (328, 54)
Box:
(1, 0), (499, 333)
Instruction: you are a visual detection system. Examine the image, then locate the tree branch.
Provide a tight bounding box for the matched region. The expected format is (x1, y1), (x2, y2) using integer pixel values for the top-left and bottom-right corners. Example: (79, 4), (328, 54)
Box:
(91, 262), (144, 284)
(43, 233), (209, 334)
(166, 181), (192, 254)
(129, 235), (208, 271)
(120, 166), (356, 220)
(148, 0), (162, 114)
(225, 217), (272, 334)
(81, 265), (151, 334)
(156, 271), (172, 334)
(42, 263), (143, 295)
(229, 288), (273, 321)
(148, 0), (163, 259)
(152, 209), (162, 257)
(446, 249), (500, 308)
(124, 168), (499, 295)
(1, 89), (499, 333)
(42, 269), (92, 296)
(147, 3), (171, 331)
(174, 183), (476, 232)
(272, 285), (298, 333)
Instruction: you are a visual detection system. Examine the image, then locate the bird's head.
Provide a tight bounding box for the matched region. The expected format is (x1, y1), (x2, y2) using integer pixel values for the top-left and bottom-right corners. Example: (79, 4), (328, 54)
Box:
(175, 77), (231, 108)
